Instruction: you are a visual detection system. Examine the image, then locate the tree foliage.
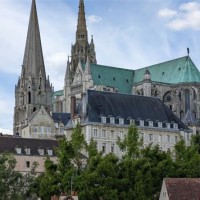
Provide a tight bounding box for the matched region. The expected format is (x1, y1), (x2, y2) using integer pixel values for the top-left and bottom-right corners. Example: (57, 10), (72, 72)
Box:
(32, 124), (200, 200)
(0, 153), (37, 200)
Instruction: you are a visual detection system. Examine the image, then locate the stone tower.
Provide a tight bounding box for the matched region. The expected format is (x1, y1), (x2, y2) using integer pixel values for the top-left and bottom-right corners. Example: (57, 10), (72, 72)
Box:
(14, 0), (53, 135)
(63, 0), (96, 112)
(143, 69), (152, 97)
(71, 0), (97, 76)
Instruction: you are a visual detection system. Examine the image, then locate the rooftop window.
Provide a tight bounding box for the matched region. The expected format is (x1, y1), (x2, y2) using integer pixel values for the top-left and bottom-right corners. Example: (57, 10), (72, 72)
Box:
(15, 147), (21, 154)
(24, 147), (30, 155)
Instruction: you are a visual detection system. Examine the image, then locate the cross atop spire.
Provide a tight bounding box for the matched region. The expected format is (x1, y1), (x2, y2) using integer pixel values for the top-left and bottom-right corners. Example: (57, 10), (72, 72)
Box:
(76, 0), (88, 42)
(22, 0), (46, 78)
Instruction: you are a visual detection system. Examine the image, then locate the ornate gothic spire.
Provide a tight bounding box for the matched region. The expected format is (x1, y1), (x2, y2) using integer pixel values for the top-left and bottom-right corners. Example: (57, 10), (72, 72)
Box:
(76, 0), (88, 42)
(22, 0), (46, 78)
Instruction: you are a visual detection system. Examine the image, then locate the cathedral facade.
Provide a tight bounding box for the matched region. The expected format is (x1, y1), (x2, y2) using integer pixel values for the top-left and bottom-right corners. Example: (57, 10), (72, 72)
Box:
(52, 0), (200, 126)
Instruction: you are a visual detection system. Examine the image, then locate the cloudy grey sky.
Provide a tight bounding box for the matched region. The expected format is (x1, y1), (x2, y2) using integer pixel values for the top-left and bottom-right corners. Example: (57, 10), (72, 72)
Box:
(1, 0), (200, 133)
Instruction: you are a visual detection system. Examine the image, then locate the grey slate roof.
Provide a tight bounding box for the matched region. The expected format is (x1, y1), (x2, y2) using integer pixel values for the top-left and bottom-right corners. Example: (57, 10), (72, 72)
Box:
(84, 90), (188, 130)
(52, 113), (71, 126)
(0, 136), (58, 156)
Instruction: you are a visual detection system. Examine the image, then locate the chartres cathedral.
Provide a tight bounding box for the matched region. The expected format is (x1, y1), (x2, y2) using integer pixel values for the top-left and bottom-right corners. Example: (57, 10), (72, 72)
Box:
(13, 0), (200, 149)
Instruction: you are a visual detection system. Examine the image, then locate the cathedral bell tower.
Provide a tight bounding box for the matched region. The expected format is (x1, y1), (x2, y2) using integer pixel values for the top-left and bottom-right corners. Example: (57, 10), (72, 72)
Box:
(71, 0), (97, 77)
(63, 0), (97, 112)
(14, 0), (53, 135)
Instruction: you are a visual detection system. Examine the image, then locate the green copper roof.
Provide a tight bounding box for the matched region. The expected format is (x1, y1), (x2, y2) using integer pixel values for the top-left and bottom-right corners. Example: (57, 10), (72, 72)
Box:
(133, 56), (200, 85)
(89, 64), (134, 94)
(52, 90), (63, 103)
(53, 56), (200, 98)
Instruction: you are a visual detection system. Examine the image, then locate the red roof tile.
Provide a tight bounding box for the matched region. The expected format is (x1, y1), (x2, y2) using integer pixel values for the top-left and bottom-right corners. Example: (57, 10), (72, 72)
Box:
(165, 178), (200, 200)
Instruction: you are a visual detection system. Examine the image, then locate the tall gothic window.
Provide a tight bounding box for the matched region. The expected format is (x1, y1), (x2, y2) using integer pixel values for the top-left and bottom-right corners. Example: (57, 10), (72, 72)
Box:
(28, 91), (31, 104)
(185, 89), (190, 112)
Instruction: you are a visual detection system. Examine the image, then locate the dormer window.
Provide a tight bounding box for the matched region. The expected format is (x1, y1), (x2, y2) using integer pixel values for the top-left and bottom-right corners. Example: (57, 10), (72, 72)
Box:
(119, 118), (124, 125)
(25, 147), (30, 155)
(139, 120), (144, 127)
(110, 117), (115, 124)
(38, 148), (44, 156)
(166, 123), (171, 129)
(101, 116), (106, 123)
(173, 123), (178, 130)
(15, 147), (21, 154)
(149, 121), (153, 127)
(47, 149), (53, 156)
(158, 122), (163, 128)
(129, 119), (135, 125)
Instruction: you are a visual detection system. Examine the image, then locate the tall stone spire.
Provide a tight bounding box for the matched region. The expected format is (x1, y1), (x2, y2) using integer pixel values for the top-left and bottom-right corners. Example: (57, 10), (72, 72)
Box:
(14, 0), (53, 136)
(22, 0), (46, 78)
(76, 0), (88, 42)
(70, 0), (96, 77)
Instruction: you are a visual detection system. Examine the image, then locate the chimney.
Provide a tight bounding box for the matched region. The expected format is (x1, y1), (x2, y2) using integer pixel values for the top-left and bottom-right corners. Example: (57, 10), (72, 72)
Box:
(71, 96), (76, 120)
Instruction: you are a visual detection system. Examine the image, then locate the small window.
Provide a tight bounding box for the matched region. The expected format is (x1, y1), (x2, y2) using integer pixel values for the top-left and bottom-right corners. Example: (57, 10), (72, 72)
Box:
(166, 123), (170, 129)
(119, 131), (124, 139)
(149, 121), (153, 127)
(149, 134), (153, 142)
(25, 148), (30, 155)
(93, 129), (98, 138)
(158, 122), (162, 128)
(102, 130), (106, 138)
(119, 118), (124, 125)
(34, 126), (38, 133)
(101, 116), (106, 123)
(38, 149), (44, 156)
(111, 130), (114, 138)
(47, 149), (53, 156)
(173, 123), (178, 130)
(110, 117), (115, 124)
(102, 143), (106, 154)
(167, 135), (170, 143)
(129, 119), (135, 125)
(26, 161), (30, 168)
(139, 120), (144, 126)
(111, 144), (114, 153)
(15, 147), (21, 154)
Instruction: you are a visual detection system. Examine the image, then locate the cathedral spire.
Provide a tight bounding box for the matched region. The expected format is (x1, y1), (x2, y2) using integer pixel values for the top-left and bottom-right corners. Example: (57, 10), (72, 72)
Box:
(76, 0), (88, 42)
(22, 0), (46, 78)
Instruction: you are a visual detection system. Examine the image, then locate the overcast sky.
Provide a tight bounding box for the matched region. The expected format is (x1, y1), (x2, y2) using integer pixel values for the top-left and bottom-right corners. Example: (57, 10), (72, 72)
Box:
(1, 0), (200, 133)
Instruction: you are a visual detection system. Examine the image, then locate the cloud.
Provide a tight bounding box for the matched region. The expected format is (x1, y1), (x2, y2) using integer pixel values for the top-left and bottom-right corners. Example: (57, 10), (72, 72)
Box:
(87, 15), (102, 24)
(158, 8), (177, 18)
(158, 2), (200, 31)
(0, 128), (12, 135)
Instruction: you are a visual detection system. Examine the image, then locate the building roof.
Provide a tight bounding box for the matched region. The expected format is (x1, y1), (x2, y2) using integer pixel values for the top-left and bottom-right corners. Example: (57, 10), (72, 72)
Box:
(84, 90), (188, 130)
(52, 113), (71, 126)
(133, 56), (200, 85)
(0, 136), (58, 156)
(164, 178), (200, 200)
(89, 64), (134, 94)
(53, 56), (200, 97)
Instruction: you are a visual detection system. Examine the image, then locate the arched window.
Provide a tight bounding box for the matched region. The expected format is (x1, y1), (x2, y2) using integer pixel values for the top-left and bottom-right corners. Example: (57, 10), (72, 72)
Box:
(193, 89), (196, 100)
(178, 92), (182, 101)
(185, 89), (190, 112)
(33, 107), (36, 112)
(193, 111), (196, 119)
(163, 91), (172, 102)
(28, 91), (31, 104)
